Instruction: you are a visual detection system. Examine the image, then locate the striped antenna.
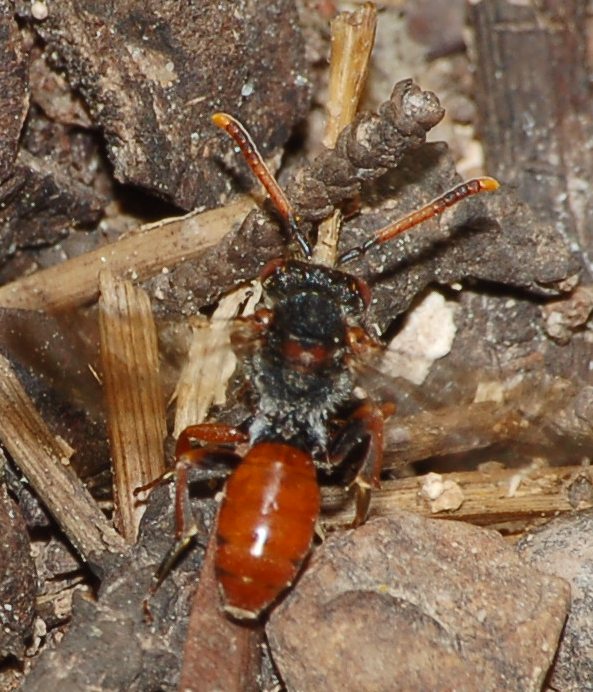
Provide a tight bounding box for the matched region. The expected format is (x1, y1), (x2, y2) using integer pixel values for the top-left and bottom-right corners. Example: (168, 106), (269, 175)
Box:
(212, 113), (312, 258)
(338, 177), (500, 265)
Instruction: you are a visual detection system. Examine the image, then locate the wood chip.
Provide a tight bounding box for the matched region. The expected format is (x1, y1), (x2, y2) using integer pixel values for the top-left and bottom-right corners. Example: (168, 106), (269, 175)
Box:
(99, 270), (167, 542)
(0, 352), (125, 563)
(179, 515), (262, 692)
(322, 463), (593, 533)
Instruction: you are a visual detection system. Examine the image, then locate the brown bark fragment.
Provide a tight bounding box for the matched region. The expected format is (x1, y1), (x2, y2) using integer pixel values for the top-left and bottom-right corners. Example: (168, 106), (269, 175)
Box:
(16, 0), (311, 210)
(347, 144), (577, 331)
(180, 518), (262, 692)
(0, 481), (36, 659)
(0, 150), (104, 259)
(470, 0), (593, 268)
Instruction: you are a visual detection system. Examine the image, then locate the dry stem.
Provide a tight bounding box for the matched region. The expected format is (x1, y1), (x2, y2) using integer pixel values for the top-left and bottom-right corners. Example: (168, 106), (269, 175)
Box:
(0, 352), (126, 563)
(313, 2), (377, 266)
(99, 270), (167, 542)
(0, 196), (255, 312)
(179, 513), (262, 691)
(322, 463), (592, 533)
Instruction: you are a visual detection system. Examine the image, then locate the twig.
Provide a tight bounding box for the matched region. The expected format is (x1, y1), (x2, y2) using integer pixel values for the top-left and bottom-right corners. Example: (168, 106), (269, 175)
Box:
(322, 3), (377, 149)
(313, 2), (377, 266)
(99, 270), (167, 542)
(0, 196), (255, 312)
(322, 463), (592, 533)
(179, 514), (262, 692)
(0, 352), (126, 564)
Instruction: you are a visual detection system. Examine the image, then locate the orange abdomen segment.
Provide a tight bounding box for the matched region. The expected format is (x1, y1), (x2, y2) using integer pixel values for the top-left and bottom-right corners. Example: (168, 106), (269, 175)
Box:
(215, 442), (320, 619)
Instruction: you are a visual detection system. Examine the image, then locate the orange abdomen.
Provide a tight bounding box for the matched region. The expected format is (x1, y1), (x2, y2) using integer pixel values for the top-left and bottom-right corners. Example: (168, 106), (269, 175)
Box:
(215, 442), (320, 619)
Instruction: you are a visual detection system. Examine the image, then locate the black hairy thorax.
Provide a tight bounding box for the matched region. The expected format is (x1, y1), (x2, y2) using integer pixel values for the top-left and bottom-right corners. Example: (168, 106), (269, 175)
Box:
(246, 260), (369, 457)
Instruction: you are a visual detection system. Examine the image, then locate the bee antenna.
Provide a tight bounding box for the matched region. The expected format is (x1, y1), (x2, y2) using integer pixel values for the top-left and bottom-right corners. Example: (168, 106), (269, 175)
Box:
(212, 112), (312, 259)
(338, 177), (500, 265)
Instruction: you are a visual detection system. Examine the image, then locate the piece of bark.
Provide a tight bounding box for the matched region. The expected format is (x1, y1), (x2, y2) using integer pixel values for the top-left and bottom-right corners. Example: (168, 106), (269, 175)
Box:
(349, 144), (578, 331)
(470, 0), (593, 269)
(16, 0), (310, 210)
(0, 481), (37, 659)
(267, 514), (570, 691)
(0, 149), (104, 263)
(0, 6), (28, 181)
(0, 351), (125, 569)
(99, 271), (166, 542)
(180, 513), (262, 692)
(408, 283), (593, 452)
(518, 510), (593, 691)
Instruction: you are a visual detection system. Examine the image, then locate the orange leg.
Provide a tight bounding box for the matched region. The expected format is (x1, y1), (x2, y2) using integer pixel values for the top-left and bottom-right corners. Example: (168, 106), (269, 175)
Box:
(175, 422), (247, 456)
(330, 400), (395, 526)
(137, 424), (248, 614)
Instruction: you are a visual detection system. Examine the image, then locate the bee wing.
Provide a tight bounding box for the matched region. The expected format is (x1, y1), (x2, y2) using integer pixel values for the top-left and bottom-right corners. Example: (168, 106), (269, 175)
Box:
(166, 282), (262, 438)
(0, 305), (110, 493)
(353, 345), (585, 470)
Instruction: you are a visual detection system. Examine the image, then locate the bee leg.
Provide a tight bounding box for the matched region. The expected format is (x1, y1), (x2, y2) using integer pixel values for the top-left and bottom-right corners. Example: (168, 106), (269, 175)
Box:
(175, 422), (248, 455)
(330, 400), (394, 528)
(134, 423), (247, 497)
(141, 424), (248, 619)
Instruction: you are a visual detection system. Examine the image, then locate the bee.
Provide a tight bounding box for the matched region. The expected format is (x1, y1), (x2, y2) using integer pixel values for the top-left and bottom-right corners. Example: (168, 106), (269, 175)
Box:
(140, 112), (499, 620)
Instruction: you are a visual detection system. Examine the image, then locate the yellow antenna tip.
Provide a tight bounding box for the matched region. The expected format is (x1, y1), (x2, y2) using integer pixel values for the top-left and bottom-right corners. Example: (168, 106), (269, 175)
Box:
(479, 176), (500, 192)
(212, 112), (232, 129)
